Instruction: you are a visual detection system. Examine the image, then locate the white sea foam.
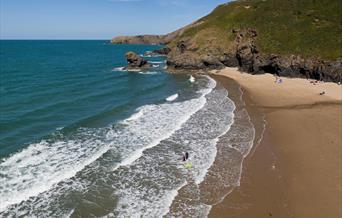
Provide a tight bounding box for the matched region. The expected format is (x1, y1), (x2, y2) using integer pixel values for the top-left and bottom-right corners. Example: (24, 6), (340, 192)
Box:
(162, 181), (188, 217)
(138, 71), (159, 75)
(125, 110), (144, 122)
(149, 61), (165, 64)
(1, 93), (206, 214)
(0, 76), (225, 218)
(109, 77), (239, 218)
(110, 79), (215, 172)
(143, 54), (163, 58)
(166, 93), (178, 102)
(189, 75), (195, 83)
(112, 99), (194, 171)
(184, 85), (257, 214)
(161, 83), (238, 217)
(104, 77), (219, 217)
(0, 137), (111, 212)
(127, 68), (141, 72)
(112, 67), (126, 72)
(181, 87), (235, 184)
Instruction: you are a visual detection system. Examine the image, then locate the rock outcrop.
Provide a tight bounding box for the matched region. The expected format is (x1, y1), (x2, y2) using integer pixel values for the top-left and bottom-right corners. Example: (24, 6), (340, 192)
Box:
(112, 0), (342, 83)
(166, 28), (342, 82)
(151, 47), (171, 55)
(125, 51), (151, 70)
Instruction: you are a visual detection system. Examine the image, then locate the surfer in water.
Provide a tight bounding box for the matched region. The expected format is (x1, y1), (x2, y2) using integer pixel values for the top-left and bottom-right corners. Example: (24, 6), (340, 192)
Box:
(183, 152), (192, 169)
(182, 152), (189, 162)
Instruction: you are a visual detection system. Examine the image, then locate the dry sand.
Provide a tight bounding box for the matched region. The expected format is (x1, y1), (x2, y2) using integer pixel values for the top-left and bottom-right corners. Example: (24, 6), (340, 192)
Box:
(209, 68), (342, 218)
(215, 68), (342, 106)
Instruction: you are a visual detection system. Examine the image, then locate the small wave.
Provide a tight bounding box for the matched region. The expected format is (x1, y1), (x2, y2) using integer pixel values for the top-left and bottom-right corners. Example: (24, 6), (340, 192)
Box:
(127, 69), (141, 72)
(143, 54), (163, 58)
(0, 76), (216, 215)
(0, 136), (111, 212)
(125, 110), (144, 122)
(166, 94), (179, 102)
(149, 61), (165, 64)
(109, 77), (217, 174)
(111, 93), (210, 172)
(152, 64), (159, 68)
(112, 76), (239, 217)
(112, 67), (126, 72)
(110, 76), (219, 217)
(138, 71), (159, 75)
(189, 75), (195, 83)
(0, 76), (223, 217)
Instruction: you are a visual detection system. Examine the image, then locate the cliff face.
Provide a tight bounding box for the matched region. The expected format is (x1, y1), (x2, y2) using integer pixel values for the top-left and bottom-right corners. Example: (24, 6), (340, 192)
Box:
(111, 0), (342, 82)
(111, 35), (165, 45)
(166, 28), (342, 82)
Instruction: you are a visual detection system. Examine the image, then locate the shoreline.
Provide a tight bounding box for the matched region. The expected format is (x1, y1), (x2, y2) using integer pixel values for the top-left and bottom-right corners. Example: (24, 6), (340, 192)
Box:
(209, 68), (342, 217)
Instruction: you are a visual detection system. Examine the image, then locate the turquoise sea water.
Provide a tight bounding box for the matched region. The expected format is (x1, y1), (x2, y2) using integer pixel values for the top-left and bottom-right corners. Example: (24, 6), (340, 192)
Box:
(0, 40), (188, 157)
(0, 40), (255, 217)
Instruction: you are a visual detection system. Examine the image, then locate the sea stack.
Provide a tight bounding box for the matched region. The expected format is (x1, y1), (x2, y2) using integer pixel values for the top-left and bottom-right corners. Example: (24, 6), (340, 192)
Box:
(125, 51), (151, 70)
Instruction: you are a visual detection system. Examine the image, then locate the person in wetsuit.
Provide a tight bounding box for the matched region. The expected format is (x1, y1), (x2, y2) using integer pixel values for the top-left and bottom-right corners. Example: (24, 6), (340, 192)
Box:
(182, 152), (189, 161)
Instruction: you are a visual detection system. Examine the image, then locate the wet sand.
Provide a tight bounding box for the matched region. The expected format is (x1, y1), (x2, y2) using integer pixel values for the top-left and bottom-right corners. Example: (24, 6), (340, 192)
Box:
(209, 68), (342, 218)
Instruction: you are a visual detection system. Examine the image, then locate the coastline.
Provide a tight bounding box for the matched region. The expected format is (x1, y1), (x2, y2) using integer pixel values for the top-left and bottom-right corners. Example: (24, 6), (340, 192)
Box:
(209, 68), (342, 217)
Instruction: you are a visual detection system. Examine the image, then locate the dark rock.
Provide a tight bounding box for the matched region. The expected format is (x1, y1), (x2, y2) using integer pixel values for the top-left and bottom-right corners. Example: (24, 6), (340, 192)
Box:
(167, 53), (204, 69)
(236, 43), (256, 72)
(219, 53), (239, 67)
(152, 47), (171, 55)
(125, 51), (151, 69)
(201, 54), (225, 69)
(167, 53), (227, 70)
(177, 41), (187, 54)
(248, 54), (342, 82)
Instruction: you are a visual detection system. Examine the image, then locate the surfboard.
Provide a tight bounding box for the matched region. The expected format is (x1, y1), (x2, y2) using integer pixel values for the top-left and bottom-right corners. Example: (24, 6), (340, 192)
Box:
(184, 161), (193, 169)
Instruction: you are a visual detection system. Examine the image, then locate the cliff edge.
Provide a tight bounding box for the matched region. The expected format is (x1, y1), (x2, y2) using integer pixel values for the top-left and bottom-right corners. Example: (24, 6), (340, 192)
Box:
(111, 0), (342, 82)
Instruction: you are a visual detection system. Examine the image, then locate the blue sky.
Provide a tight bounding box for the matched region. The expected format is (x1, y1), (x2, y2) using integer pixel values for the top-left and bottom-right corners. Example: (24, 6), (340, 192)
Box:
(0, 0), (230, 39)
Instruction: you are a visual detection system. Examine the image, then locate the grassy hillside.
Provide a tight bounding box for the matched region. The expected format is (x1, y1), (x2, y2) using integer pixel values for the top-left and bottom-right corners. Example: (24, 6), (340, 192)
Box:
(172, 0), (342, 60)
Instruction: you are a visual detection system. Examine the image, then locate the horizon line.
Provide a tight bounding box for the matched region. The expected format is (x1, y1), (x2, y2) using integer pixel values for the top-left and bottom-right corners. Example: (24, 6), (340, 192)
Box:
(0, 39), (111, 40)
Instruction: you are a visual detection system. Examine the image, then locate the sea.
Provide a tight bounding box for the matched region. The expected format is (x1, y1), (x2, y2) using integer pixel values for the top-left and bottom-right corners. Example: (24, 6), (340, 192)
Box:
(0, 40), (256, 217)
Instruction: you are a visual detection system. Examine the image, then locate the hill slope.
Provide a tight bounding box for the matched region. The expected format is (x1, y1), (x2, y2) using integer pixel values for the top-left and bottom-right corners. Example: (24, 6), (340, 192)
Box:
(172, 0), (342, 59)
(112, 0), (342, 82)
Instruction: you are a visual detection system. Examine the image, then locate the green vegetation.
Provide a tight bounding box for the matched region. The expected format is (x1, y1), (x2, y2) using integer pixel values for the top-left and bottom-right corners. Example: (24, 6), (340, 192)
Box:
(177, 0), (342, 60)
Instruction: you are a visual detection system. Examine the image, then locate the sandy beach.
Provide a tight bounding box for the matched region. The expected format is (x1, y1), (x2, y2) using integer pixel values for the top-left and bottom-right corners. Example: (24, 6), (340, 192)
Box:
(209, 68), (342, 218)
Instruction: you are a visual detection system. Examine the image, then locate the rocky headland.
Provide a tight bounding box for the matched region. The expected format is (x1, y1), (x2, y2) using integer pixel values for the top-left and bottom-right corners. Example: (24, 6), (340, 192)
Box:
(112, 0), (342, 83)
(111, 35), (165, 45)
